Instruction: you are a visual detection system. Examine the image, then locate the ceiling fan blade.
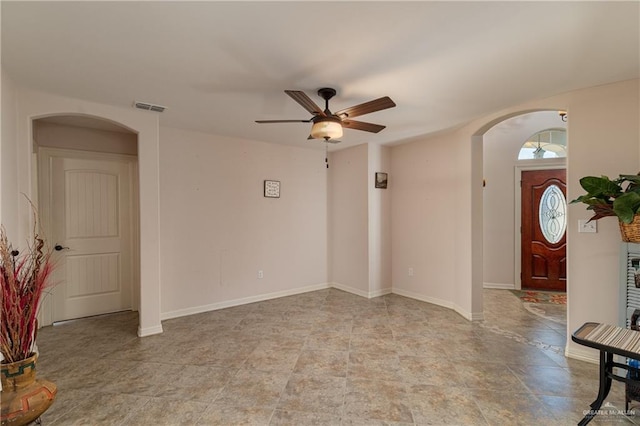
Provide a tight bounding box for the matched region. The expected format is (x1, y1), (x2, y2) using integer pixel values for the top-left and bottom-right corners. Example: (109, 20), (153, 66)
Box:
(342, 120), (386, 133)
(255, 119), (312, 124)
(334, 96), (396, 119)
(285, 90), (326, 117)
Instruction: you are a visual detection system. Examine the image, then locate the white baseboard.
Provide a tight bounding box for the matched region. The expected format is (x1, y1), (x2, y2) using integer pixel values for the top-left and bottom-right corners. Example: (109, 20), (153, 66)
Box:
(161, 281), (483, 326)
(138, 324), (163, 337)
(391, 287), (483, 321)
(370, 287), (393, 298)
(483, 282), (515, 290)
(468, 310), (485, 321)
(160, 282), (331, 321)
(565, 344), (599, 364)
(330, 282), (370, 298)
(330, 282), (392, 299)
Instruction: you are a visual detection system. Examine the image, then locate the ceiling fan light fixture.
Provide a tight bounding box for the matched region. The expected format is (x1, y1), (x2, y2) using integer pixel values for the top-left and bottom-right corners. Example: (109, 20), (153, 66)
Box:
(255, 89), (395, 143)
(311, 118), (343, 140)
(559, 110), (567, 122)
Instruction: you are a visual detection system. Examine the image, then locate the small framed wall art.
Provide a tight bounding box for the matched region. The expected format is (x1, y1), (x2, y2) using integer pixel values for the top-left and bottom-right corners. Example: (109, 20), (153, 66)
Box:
(264, 180), (280, 198)
(375, 172), (388, 189)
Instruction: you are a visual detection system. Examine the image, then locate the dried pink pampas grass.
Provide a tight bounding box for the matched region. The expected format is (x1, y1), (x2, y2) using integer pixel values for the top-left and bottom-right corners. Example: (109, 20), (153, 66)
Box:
(1, 223), (55, 363)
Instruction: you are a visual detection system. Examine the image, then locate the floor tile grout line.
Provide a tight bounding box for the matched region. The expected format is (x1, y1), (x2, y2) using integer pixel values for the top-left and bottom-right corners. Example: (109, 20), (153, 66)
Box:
(36, 288), (620, 424)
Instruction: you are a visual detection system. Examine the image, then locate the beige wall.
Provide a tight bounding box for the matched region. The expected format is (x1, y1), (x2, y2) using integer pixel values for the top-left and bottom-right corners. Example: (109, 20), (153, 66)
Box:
(564, 80), (640, 360)
(328, 143), (392, 298)
(368, 143), (392, 296)
(391, 130), (465, 315)
(483, 111), (567, 289)
(5, 70), (639, 363)
(158, 126), (329, 317)
(34, 121), (137, 155)
(390, 78), (639, 360)
(328, 144), (370, 296)
(10, 86), (162, 337)
(1, 69), (19, 240)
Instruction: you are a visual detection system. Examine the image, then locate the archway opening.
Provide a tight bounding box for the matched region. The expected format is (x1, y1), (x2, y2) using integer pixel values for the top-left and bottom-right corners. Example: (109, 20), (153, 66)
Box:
(476, 110), (568, 345)
(33, 114), (141, 332)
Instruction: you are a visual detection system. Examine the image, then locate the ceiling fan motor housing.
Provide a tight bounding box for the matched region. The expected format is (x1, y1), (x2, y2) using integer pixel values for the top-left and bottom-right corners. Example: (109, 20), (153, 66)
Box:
(317, 87), (337, 101)
(318, 88), (337, 114)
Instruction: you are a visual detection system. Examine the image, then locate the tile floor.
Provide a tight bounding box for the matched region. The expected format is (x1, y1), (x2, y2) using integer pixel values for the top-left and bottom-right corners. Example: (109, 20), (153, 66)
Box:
(34, 288), (638, 425)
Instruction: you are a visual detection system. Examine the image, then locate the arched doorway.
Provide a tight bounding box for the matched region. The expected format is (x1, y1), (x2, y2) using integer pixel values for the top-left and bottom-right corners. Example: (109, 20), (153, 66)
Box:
(477, 110), (568, 348)
(34, 114), (141, 325)
(482, 111), (567, 292)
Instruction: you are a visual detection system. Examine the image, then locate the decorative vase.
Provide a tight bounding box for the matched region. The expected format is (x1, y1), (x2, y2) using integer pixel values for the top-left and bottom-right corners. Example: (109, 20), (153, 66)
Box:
(1, 353), (57, 426)
(620, 214), (640, 243)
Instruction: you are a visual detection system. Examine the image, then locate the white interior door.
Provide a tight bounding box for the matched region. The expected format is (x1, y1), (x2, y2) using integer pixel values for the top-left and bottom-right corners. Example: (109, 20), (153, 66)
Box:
(46, 151), (135, 322)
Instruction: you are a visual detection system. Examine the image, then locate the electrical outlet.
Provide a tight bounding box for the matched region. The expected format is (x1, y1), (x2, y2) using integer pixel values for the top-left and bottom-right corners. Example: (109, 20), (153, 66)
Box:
(408, 268), (414, 277)
(578, 220), (597, 233)
(258, 270), (264, 279)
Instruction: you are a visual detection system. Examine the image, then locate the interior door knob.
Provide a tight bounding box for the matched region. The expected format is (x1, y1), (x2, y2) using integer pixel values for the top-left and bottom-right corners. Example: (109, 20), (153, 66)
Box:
(54, 244), (69, 251)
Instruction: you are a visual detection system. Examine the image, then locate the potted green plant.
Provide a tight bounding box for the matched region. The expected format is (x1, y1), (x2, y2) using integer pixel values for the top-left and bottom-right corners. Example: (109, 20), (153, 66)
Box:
(1, 223), (57, 425)
(571, 174), (640, 241)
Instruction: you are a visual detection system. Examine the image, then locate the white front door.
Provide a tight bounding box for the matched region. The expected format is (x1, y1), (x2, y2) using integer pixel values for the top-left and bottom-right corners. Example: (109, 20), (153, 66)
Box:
(41, 149), (136, 322)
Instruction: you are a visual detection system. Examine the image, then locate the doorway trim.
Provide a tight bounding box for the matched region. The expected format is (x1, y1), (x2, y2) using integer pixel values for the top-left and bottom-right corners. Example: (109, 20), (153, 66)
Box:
(514, 160), (566, 289)
(16, 96), (163, 337)
(37, 147), (140, 325)
(472, 108), (569, 320)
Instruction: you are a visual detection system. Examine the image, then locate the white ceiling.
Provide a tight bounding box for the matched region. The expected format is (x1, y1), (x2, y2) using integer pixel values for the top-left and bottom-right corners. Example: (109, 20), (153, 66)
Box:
(2, 1), (638, 151)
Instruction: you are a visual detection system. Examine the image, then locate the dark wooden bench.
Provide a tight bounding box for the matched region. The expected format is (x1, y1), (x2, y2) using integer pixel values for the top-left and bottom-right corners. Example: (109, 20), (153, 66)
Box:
(572, 322), (640, 425)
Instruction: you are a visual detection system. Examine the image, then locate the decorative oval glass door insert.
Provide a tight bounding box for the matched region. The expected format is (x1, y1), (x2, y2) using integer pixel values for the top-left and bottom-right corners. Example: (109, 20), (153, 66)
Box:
(539, 184), (567, 244)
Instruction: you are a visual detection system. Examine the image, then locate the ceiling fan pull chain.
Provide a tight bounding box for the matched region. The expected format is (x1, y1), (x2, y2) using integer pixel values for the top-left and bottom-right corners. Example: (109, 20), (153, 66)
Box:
(325, 142), (329, 169)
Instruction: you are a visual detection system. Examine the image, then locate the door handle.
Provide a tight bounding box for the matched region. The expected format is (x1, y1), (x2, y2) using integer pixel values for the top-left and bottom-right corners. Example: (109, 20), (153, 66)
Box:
(54, 244), (70, 251)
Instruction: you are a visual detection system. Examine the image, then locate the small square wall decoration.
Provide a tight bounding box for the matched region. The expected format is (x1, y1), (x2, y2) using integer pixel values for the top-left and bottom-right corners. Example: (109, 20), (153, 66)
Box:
(375, 172), (388, 189)
(264, 180), (280, 198)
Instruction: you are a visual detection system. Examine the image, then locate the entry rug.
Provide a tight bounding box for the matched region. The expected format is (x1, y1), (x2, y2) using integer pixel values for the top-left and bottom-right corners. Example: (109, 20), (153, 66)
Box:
(509, 290), (567, 305)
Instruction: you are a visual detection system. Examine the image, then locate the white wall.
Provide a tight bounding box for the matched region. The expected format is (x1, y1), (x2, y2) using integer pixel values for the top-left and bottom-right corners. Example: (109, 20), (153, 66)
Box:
(328, 144), (370, 296)
(483, 112), (566, 289)
(158, 126), (329, 317)
(1, 69), (19, 240)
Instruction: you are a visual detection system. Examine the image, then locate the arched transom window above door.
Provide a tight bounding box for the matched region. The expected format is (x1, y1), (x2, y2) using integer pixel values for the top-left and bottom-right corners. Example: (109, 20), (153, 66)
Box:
(518, 129), (566, 160)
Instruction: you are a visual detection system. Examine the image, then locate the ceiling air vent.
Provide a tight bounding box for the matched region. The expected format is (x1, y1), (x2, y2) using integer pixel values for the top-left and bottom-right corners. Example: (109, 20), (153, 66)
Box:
(133, 101), (166, 113)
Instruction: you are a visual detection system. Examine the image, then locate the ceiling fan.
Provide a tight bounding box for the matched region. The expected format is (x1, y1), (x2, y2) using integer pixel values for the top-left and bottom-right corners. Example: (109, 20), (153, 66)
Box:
(255, 88), (396, 143)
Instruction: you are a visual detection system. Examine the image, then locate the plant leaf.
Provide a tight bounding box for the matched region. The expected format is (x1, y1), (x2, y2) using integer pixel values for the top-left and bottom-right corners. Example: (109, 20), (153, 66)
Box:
(613, 192), (640, 223)
(620, 174), (640, 184)
(620, 174), (640, 194)
(579, 176), (622, 198)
